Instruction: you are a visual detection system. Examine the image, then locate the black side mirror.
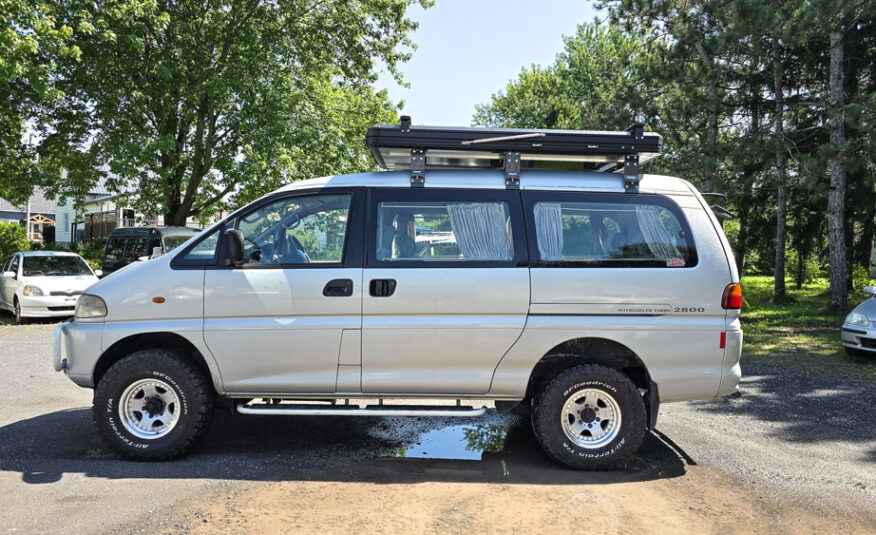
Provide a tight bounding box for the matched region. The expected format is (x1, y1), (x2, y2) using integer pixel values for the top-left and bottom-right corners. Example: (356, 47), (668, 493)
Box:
(223, 229), (245, 267)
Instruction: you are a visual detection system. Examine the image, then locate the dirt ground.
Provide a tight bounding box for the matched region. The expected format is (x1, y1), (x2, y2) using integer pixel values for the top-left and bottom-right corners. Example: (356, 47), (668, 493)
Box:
(176, 462), (875, 535)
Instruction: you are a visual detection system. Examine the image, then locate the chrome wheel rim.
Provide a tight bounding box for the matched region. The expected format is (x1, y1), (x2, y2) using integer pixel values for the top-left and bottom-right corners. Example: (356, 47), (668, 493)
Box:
(561, 388), (622, 449)
(119, 378), (180, 439)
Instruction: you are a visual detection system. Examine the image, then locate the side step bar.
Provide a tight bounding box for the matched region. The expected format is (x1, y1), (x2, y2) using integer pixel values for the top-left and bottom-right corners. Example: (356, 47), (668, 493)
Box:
(236, 403), (487, 417)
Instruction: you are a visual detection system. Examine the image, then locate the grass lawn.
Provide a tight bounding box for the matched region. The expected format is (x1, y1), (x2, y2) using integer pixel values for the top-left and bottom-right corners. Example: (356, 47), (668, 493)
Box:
(740, 276), (876, 384)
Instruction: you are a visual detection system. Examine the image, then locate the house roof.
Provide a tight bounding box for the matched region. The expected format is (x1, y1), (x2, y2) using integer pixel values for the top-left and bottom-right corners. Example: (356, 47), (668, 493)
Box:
(0, 188), (56, 214)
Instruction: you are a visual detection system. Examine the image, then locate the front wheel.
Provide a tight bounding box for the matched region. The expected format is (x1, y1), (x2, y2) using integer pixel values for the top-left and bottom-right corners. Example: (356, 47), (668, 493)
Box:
(93, 349), (214, 461)
(13, 299), (25, 324)
(532, 364), (646, 470)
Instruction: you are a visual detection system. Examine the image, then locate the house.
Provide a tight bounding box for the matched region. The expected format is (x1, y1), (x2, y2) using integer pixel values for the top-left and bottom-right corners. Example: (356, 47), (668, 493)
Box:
(55, 185), (206, 243)
(0, 188), (57, 242)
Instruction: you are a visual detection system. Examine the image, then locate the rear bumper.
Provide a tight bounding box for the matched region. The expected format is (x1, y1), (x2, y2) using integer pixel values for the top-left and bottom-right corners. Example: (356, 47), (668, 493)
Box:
(717, 329), (743, 397)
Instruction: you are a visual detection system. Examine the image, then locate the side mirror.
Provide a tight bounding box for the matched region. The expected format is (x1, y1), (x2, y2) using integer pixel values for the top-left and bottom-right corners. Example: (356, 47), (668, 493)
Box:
(94, 269), (103, 278)
(222, 229), (244, 267)
(864, 286), (876, 297)
(1, 271), (14, 279)
(152, 246), (163, 258)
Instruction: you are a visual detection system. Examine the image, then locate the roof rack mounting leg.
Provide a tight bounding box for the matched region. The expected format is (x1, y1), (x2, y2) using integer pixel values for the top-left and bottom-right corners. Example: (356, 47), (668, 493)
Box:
(624, 153), (640, 192)
(410, 148), (425, 187)
(626, 122), (644, 140)
(504, 152), (521, 189)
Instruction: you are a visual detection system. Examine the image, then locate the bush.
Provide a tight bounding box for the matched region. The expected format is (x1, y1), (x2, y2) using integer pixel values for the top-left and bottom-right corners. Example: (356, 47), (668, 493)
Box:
(851, 264), (874, 292)
(0, 222), (29, 263)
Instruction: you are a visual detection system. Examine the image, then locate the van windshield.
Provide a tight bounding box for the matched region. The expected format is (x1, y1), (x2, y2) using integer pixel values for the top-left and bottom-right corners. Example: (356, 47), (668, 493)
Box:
(22, 256), (92, 276)
(163, 235), (192, 252)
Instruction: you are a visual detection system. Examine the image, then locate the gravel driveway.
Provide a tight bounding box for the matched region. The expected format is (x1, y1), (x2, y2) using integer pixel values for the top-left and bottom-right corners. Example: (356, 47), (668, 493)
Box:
(0, 319), (874, 534)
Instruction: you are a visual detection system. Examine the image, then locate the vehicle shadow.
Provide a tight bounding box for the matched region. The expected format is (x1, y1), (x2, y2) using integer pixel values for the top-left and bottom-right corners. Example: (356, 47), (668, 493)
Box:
(688, 360), (876, 459)
(0, 408), (690, 486)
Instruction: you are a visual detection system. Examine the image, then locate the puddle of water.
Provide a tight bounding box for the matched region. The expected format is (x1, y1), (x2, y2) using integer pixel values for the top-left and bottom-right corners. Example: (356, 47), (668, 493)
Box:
(385, 422), (511, 461)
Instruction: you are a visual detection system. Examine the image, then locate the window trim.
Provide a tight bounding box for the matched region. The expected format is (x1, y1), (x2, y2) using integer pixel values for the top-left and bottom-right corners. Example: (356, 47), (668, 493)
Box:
(522, 191), (698, 269)
(172, 187), (365, 270)
(365, 188), (528, 269)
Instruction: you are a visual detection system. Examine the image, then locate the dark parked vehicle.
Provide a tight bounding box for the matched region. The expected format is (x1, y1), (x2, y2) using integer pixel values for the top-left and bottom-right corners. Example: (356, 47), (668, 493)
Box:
(102, 226), (199, 275)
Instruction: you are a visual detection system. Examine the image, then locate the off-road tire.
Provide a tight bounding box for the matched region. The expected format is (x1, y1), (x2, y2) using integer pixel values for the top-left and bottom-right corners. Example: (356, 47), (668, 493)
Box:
(93, 349), (214, 461)
(532, 364), (646, 470)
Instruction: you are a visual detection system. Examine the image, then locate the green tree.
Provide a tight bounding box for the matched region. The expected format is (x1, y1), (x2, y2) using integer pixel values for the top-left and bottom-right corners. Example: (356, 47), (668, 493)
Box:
(0, 0), (79, 204)
(0, 222), (30, 261)
(37, 0), (429, 225)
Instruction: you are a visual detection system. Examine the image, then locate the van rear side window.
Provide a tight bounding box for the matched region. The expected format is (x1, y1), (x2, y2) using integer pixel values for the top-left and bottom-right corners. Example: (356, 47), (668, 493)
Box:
(376, 201), (513, 262)
(528, 194), (697, 268)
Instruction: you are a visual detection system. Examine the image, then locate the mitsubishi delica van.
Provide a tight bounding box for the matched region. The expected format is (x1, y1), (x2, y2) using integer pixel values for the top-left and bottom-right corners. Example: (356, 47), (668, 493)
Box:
(53, 119), (743, 469)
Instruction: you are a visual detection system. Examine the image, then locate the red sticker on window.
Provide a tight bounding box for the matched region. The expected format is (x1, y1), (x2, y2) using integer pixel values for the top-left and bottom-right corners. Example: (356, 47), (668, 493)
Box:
(667, 257), (685, 267)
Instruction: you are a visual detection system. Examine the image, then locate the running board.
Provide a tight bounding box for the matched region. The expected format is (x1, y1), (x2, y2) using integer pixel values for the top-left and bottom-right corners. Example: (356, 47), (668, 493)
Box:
(236, 403), (487, 417)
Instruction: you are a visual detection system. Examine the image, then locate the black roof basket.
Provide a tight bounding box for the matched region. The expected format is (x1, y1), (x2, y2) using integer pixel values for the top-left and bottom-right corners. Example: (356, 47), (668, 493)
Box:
(365, 116), (663, 191)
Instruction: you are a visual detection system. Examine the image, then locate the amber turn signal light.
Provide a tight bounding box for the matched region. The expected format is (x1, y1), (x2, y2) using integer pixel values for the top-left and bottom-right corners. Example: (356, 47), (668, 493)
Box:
(152, 297), (166, 303)
(721, 284), (742, 310)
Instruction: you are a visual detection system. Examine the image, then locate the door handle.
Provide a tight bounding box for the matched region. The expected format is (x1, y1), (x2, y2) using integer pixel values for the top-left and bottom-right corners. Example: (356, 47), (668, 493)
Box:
(323, 279), (353, 297)
(369, 279), (397, 297)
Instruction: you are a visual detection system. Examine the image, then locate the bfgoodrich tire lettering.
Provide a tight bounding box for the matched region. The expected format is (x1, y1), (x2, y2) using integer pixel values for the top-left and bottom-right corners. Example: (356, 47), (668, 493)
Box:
(532, 364), (646, 470)
(92, 349), (214, 461)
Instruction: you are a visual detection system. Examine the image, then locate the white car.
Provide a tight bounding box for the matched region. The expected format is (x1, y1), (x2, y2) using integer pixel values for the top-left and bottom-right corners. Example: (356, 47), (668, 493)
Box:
(1, 251), (101, 323)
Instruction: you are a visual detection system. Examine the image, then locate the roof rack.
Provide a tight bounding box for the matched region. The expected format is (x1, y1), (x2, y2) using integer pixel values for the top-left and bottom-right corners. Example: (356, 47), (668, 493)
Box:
(365, 116), (663, 191)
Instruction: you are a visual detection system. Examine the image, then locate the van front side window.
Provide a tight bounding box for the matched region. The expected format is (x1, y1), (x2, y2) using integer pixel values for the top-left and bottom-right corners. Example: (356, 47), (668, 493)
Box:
(237, 194), (351, 265)
(532, 198), (696, 267)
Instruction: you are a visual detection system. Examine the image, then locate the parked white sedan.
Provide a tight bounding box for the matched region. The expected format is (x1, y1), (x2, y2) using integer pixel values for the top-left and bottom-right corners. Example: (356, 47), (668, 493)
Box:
(1, 251), (101, 323)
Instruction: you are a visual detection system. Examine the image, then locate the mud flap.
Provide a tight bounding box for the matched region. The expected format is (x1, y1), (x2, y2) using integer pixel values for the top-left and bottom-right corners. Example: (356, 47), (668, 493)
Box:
(645, 381), (660, 429)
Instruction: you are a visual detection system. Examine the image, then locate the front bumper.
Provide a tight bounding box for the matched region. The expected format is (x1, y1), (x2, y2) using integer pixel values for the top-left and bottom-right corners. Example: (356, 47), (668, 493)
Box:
(53, 320), (104, 387)
(841, 323), (876, 353)
(20, 294), (79, 318)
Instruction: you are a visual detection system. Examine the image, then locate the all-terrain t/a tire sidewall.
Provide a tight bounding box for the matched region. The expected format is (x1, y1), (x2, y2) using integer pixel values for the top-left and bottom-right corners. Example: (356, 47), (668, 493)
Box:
(93, 350), (213, 461)
(533, 365), (646, 470)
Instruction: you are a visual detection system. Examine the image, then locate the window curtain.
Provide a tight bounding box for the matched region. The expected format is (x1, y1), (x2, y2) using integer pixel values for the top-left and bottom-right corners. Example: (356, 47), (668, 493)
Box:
(635, 205), (682, 260)
(534, 202), (564, 261)
(446, 203), (511, 260)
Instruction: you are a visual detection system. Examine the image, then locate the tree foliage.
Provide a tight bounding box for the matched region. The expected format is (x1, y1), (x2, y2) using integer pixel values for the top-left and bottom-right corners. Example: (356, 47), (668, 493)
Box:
(0, 0), (78, 204)
(0, 222), (30, 261)
(476, 3), (876, 309)
(32, 0), (429, 225)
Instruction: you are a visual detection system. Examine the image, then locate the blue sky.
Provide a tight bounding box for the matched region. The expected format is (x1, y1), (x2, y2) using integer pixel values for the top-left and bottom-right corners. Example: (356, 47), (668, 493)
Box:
(375, 1), (598, 127)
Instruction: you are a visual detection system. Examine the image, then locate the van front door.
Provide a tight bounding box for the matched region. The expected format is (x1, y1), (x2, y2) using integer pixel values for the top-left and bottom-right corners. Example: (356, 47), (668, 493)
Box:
(203, 190), (364, 394)
(361, 188), (530, 394)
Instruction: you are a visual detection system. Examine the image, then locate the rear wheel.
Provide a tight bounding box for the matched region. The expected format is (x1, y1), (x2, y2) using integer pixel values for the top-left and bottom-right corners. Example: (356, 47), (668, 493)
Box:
(532, 364), (646, 470)
(92, 349), (214, 460)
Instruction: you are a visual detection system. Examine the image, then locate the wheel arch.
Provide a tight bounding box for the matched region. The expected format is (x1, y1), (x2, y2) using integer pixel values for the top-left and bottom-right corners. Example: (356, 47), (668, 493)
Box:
(522, 337), (659, 428)
(93, 332), (216, 393)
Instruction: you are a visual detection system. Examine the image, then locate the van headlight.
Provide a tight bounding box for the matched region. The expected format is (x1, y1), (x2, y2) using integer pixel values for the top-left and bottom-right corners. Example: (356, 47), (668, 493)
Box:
(23, 285), (43, 296)
(845, 311), (870, 327)
(75, 294), (108, 319)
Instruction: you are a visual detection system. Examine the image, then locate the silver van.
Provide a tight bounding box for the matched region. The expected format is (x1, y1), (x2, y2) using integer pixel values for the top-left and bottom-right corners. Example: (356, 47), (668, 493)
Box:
(53, 121), (742, 469)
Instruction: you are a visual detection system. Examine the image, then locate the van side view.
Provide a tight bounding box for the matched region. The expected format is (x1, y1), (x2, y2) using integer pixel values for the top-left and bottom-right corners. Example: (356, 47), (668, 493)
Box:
(53, 121), (742, 469)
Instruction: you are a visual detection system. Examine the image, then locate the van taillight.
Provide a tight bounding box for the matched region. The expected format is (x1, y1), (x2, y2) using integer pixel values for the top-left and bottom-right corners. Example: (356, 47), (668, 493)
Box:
(721, 284), (742, 309)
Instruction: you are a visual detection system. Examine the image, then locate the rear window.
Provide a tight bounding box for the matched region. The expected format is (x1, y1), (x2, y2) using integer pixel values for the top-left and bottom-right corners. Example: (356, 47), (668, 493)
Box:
(529, 194), (697, 268)
(163, 235), (192, 252)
